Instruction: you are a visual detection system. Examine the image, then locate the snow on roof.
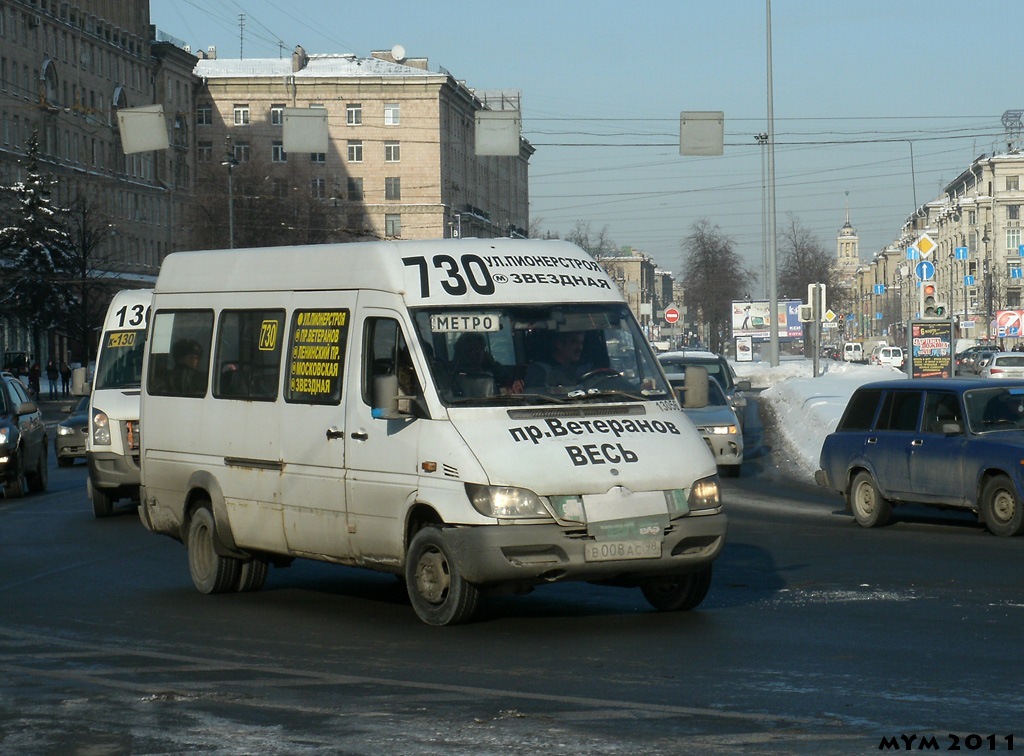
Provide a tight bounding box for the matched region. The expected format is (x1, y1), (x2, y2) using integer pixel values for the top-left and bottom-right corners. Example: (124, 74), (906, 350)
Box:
(194, 54), (439, 79)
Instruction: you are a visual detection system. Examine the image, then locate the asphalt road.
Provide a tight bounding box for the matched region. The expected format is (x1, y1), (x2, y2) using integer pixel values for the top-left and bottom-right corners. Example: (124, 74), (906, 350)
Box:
(1, 441), (1022, 754)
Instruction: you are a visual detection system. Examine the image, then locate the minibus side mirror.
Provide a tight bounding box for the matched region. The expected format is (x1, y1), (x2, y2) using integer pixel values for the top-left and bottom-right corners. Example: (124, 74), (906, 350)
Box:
(683, 366), (709, 409)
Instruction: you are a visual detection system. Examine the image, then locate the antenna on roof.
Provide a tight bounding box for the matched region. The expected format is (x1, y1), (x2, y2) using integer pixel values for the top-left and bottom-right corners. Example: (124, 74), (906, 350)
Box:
(391, 44), (406, 62)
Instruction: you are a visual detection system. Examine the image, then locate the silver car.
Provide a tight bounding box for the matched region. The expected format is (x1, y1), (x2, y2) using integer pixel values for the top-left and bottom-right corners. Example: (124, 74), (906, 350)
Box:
(671, 377), (743, 477)
(978, 352), (1024, 379)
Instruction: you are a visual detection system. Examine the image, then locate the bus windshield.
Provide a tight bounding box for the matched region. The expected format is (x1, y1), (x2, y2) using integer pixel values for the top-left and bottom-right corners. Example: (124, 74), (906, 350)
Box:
(94, 330), (147, 390)
(410, 303), (671, 407)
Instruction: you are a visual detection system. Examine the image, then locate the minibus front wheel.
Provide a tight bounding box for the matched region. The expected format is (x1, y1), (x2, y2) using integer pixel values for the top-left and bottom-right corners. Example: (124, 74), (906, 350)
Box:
(187, 504), (241, 594)
(405, 526), (479, 626)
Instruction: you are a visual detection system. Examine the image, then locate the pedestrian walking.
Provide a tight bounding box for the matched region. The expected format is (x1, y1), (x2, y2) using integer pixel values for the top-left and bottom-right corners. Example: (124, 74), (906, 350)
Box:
(28, 362), (41, 399)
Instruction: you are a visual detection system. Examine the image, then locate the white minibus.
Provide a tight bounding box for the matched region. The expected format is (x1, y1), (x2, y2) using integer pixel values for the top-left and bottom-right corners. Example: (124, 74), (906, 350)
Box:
(138, 239), (726, 625)
(86, 289), (150, 517)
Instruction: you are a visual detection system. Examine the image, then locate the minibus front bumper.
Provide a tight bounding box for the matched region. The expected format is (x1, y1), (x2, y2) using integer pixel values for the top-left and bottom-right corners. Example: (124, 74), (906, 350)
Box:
(444, 512), (726, 586)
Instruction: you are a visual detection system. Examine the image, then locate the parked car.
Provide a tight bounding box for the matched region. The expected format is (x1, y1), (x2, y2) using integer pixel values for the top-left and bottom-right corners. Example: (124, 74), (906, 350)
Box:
(870, 345), (905, 369)
(960, 347), (999, 374)
(816, 378), (1024, 536)
(0, 371), (48, 498)
(670, 376), (743, 477)
(955, 345), (987, 371)
(658, 350), (750, 420)
(55, 396), (90, 467)
(978, 352), (1024, 379)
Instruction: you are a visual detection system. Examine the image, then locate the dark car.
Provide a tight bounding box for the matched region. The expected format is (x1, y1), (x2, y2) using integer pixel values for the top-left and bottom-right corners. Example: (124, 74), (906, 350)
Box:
(55, 396), (89, 467)
(815, 378), (1024, 536)
(0, 371), (48, 498)
(959, 346), (999, 374)
(658, 350), (751, 420)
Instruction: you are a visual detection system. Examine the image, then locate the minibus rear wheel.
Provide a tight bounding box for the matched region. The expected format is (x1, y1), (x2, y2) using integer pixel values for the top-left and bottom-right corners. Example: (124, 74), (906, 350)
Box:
(641, 565), (713, 611)
(187, 504), (241, 594)
(405, 526), (479, 626)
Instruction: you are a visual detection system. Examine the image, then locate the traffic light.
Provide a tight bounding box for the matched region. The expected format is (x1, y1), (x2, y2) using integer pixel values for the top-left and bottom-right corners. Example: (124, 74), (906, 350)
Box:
(921, 283), (947, 319)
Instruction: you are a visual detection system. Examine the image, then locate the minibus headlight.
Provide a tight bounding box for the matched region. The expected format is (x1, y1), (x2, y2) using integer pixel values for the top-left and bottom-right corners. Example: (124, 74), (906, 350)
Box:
(465, 483), (549, 519)
(687, 476), (721, 511)
(92, 409), (111, 446)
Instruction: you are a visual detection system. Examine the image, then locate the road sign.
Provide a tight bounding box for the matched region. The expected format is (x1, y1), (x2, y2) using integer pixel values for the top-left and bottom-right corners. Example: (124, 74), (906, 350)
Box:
(873, 284), (885, 295)
(965, 275), (975, 286)
(664, 307), (680, 324)
(916, 233), (937, 259)
(956, 246), (969, 260)
(915, 260), (935, 280)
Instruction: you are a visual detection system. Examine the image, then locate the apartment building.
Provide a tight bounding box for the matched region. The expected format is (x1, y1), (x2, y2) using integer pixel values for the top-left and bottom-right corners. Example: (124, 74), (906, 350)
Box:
(0, 0), (196, 359)
(192, 46), (532, 245)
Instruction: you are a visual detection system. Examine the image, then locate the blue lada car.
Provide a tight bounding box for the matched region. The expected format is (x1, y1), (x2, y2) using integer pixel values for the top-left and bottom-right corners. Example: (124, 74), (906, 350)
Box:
(816, 378), (1024, 537)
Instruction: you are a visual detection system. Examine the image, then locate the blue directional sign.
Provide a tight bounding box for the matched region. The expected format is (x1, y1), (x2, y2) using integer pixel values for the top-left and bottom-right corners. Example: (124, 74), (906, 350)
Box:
(906, 247), (919, 260)
(915, 260), (935, 280)
(965, 275), (975, 286)
(875, 312), (883, 320)
(873, 284), (885, 295)
(956, 246), (969, 260)
(1019, 244), (1024, 258)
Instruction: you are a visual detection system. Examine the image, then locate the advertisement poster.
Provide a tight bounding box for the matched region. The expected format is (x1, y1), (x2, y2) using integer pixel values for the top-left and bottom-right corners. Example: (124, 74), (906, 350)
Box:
(731, 300), (802, 340)
(995, 310), (1024, 337)
(910, 320), (953, 378)
(735, 335), (753, 362)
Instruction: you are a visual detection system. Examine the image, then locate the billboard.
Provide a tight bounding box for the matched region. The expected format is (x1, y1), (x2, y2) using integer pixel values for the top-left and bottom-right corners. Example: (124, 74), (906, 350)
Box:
(731, 300), (803, 340)
(910, 320), (953, 378)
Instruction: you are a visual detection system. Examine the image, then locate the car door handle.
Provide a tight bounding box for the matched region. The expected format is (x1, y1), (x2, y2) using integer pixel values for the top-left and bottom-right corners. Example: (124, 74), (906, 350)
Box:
(325, 427), (345, 440)
(866, 437), (878, 444)
(350, 430), (369, 441)
(911, 439), (924, 446)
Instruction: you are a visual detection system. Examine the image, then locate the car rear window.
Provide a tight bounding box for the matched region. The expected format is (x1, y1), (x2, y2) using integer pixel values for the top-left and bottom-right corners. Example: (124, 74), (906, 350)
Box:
(876, 390), (923, 431)
(994, 356), (1024, 367)
(837, 388), (882, 430)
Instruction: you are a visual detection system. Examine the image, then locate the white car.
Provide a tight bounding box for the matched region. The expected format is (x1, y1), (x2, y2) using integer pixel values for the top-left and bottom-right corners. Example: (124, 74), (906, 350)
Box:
(979, 352), (1024, 379)
(671, 377), (743, 477)
(871, 346), (905, 369)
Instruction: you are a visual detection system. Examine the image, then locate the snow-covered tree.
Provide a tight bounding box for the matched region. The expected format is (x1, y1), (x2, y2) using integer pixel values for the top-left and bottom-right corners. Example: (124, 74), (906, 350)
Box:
(0, 133), (74, 347)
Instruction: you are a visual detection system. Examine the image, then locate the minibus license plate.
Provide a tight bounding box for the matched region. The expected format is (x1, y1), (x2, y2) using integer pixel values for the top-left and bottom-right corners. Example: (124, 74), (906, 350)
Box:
(584, 539), (661, 562)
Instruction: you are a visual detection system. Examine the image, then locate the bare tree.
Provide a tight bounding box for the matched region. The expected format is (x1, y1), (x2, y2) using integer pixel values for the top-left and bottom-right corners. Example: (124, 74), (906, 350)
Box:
(778, 213), (846, 312)
(565, 221), (619, 258)
(681, 219), (755, 353)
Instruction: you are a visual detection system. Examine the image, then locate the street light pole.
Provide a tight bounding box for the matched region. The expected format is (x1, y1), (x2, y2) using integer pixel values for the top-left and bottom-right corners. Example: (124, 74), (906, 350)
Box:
(983, 226), (992, 342)
(221, 137), (238, 250)
(765, 0), (779, 367)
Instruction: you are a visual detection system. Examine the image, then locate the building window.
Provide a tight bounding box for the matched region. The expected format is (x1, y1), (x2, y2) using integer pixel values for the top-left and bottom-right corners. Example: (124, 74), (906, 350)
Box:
(1008, 205), (1020, 221)
(309, 152), (326, 164)
(1008, 176), (1020, 191)
(197, 103), (212, 126)
(346, 103), (362, 126)
(385, 214), (402, 237)
(270, 104), (284, 126)
(233, 141), (250, 163)
(347, 177), (363, 201)
(271, 141), (286, 163)
(385, 177), (401, 200)
(1009, 289), (1022, 308)
(969, 210), (977, 225)
(311, 178), (327, 199)
(1008, 227), (1022, 254)
(384, 103), (400, 126)
(197, 140), (212, 162)
(233, 104), (250, 126)
(1007, 261), (1022, 279)
(347, 140), (362, 162)
(385, 141), (400, 162)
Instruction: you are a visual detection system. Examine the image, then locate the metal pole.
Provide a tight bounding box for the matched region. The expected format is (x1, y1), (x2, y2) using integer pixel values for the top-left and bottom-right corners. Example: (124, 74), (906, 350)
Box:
(227, 163), (235, 250)
(766, 0), (779, 366)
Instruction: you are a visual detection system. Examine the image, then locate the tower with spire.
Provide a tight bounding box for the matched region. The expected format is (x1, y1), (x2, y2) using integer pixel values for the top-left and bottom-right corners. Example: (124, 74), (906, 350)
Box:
(836, 196), (860, 286)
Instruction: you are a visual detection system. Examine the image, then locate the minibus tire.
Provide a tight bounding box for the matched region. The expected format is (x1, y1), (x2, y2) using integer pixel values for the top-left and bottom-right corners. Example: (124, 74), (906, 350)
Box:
(187, 505), (241, 594)
(236, 557), (269, 592)
(405, 526), (479, 626)
(91, 486), (113, 518)
(641, 565), (713, 611)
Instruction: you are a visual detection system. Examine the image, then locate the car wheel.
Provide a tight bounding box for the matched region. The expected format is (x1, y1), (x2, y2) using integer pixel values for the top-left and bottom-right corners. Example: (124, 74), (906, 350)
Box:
(4, 473), (25, 499)
(641, 565), (713, 611)
(848, 470), (892, 528)
(981, 474), (1024, 537)
(236, 557), (269, 592)
(91, 485), (114, 518)
(405, 526), (479, 626)
(187, 505), (241, 594)
(26, 447), (47, 493)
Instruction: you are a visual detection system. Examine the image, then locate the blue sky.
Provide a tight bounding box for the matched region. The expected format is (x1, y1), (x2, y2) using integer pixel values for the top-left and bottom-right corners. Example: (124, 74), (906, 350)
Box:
(150, 0), (1020, 293)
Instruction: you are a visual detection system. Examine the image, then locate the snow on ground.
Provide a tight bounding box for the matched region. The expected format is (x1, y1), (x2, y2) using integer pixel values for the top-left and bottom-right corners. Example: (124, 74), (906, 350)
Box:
(731, 355), (907, 482)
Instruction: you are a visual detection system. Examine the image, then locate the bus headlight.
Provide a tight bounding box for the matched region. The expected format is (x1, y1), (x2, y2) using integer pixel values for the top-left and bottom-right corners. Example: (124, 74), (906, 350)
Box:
(92, 409), (111, 446)
(465, 483), (550, 519)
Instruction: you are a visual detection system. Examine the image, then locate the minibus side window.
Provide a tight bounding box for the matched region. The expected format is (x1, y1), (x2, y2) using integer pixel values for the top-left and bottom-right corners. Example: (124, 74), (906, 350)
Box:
(361, 318), (421, 406)
(147, 310), (214, 398)
(213, 310), (285, 401)
(284, 309), (350, 405)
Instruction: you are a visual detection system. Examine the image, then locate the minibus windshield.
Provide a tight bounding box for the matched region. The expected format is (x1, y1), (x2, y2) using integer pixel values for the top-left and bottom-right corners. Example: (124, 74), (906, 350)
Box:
(94, 330), (146, 390)
(411, 304), (671, 406)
